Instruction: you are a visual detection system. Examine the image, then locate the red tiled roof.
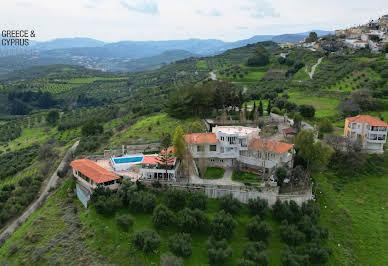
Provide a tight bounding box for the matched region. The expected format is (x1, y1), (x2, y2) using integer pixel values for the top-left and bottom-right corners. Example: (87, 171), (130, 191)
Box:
(354, 40), (368, 43)
(346, 115), (387, 127)
(184, 133), (219, 144)
(282, 127), (297, 135)
(141, 155), (176, 165)
(249, 139), (294, 154)
(70, 159), (119, 184)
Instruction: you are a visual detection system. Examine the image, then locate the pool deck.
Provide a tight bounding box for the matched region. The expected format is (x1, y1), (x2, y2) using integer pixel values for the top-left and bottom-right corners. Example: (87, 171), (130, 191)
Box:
(96, 159), (141, 181)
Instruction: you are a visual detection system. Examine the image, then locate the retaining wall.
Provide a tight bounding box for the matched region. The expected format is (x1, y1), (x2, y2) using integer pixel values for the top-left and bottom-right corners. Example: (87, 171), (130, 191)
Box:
(142, 181), (312, 206)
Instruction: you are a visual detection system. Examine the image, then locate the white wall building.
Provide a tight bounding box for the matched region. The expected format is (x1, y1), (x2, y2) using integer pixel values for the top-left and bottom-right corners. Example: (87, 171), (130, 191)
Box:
(184, 126), (294, 171)
(70, 159), (121, 207)
(139, 151), (179, 182)
(344, 115), (387, 153)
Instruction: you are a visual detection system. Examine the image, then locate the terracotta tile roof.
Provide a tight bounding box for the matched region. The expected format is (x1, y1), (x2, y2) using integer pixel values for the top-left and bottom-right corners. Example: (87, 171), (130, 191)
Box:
(70, 159), (119, 184)
(141, 155), (176, 165)
(282, 127), (297, 135)
(354, 40), (368, 43)
(184, 133), (219, 144)
(248, 139), (294, 154)
(346, 115), (387, 127)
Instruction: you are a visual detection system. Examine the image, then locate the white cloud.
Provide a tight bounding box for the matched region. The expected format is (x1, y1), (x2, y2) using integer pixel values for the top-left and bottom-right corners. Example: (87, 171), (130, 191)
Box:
(196, 8), (222, 17)
(0, 0), (386, 42)
(120, 0), (159, 15)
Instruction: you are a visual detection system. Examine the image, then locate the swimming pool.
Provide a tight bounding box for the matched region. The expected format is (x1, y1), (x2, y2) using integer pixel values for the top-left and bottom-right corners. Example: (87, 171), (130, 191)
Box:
(110, 154), (144, 171)
(113, 156), (143, 164)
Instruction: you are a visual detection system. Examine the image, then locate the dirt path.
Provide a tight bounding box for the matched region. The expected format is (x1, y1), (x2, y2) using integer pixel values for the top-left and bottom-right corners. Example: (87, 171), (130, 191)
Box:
(306, 57), (323, 79)
(0, 141), (79, 245)
(209, 71), (217, 80)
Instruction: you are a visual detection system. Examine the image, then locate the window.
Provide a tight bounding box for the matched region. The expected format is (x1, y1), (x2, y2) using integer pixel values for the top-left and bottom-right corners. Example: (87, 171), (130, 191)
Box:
(209, 145), (217, 151)
(197, 145), (203, 152)
(221, 136), (224, 141)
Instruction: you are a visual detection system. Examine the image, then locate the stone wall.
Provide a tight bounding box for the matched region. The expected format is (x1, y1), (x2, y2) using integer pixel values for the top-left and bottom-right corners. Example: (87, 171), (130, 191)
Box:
(141, 181), (312, 206)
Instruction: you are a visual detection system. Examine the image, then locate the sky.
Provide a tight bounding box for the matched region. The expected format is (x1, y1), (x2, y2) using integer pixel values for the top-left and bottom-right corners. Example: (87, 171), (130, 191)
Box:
(0, 0), (387, 42)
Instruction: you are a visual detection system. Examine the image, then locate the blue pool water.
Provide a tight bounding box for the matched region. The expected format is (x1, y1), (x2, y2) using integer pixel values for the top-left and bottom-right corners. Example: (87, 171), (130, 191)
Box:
(113, 156), (143, 164)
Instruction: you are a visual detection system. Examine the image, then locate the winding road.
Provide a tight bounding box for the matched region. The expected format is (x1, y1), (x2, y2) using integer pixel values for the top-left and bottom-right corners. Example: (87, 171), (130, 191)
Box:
(0, 141), (79, 244)
(306, 57), (323, 79)
(209, 71), (217, 80)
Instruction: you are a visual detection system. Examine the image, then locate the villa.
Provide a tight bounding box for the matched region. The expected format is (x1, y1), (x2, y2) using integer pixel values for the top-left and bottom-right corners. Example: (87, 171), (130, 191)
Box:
(139, 147), (179, 181)
(344, 115), (387, 153)
(184, 126), (294, 172)
(70, 159), (121, 207)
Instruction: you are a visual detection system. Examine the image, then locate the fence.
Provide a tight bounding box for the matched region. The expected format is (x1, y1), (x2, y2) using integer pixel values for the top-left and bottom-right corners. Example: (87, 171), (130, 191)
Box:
(142, 180), (312, 206)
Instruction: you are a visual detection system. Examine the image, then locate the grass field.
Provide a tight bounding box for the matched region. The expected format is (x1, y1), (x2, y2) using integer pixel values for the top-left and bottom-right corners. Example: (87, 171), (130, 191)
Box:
(203, 167), (225, 179)
(286, 90), (341, 118)
(326, 68), (381, 92)
(112, 113), (202, 146)
(232, 171), (261, 184)
(196, 60), (208, 69)
(315, 153), (388, 265)
(0, 126), (56, 152)
(0, 178), (285, 265)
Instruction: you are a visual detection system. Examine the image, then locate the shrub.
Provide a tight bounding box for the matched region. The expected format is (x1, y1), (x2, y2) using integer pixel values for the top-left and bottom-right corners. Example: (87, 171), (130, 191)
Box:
(177, 208), (208, 233)
(248, 198), (268, 218)
(219, 194), (242, 215)
(210, 210), (237, 240)
(305, 242), (332, 264)
(246, 216), (272, 242)
(236, 259), (256, 266)
(298, 104), (315, 118)
(127, 191), (156, 213)
(281, 246), (309, 266)
(116, 214), (134, 231)
(164, 189), (187, 211)
(160, 252), (183, 266)
(168, 233), (192, 257)
(279, 221), (306, 246)
(275, 167), (288, 186)
(93, 194), (122, 216)
(242, 241), (268, 265)
(152, 205), (175, 229)
(206, 237), (233, 265)
(133, 230), (160, 253)
(318, 119), (334, 134)
(271, 107), (281, 115)
(272, 200), (302, 224)
(187, 193), (207, 210)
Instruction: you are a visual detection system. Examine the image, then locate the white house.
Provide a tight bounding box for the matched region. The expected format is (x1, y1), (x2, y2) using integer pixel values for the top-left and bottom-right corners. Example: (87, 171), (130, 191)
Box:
(344, 115), (387, 153)
(70, 159), (121, 207)
(139, 147), (179, 182)
(239, 138), (294, 170)
(184, 126), (294, 171)
(345, 39), (369, 48)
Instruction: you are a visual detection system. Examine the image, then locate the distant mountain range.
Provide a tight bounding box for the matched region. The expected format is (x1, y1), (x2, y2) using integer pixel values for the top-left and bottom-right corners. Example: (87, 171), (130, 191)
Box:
(0, 30), (332, 73)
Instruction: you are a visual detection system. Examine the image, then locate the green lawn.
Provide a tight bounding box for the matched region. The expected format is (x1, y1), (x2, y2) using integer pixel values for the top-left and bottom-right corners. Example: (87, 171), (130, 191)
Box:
(286, 90), (340, 118)
(196, 60), (208, 69)
(111, 113), (202, 146)
(203, 167), (225, 179)
(232, 170), (261, 184)
(314, 153), (388, 265)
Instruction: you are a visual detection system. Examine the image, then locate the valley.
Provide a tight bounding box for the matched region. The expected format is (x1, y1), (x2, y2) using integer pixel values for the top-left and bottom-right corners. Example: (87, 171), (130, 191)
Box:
(0, 16), (387, 266)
